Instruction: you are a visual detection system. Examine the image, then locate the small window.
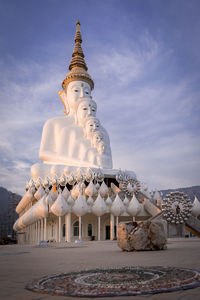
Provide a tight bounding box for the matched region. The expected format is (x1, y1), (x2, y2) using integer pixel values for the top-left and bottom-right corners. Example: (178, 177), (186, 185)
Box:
(88, 224), (92, 236)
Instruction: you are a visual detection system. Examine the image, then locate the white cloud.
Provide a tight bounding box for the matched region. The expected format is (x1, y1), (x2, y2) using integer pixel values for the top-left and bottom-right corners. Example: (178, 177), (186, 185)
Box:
(0, 30), (199, 195)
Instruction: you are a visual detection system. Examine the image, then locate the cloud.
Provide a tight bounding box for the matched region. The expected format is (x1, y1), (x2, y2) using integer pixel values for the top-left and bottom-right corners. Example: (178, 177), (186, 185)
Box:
(0, 56), (66, 194)
(0, 27), (199, 195)
(86, 34), (200, 191)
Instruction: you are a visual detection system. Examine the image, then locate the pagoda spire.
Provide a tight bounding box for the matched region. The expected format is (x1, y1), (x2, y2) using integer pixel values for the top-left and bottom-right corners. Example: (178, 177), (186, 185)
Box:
(68, 20), (88, 71)
(62, 21), (94, 90)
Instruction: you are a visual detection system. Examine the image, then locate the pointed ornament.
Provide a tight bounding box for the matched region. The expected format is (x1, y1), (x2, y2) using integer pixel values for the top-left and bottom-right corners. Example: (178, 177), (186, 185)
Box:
(110, 194), (125, 216)
(92, 194), (107, 217)
(34, 185), (45, 201)
(72, 194), (88, 216)
(62, 186), (70, 200)
(99, 181), (109, 198)
(51, 193), (70, 217)
(191, 196), (200, 217)
(85, 181), (97, 197)
(127, 194), (142, 216)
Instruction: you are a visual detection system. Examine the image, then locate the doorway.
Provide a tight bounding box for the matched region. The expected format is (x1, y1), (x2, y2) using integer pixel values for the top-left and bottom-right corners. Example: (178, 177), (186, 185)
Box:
(105, 226), (116, 240)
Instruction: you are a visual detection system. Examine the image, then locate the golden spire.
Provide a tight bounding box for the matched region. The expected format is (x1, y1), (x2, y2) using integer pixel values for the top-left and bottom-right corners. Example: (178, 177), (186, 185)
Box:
(62, 21), (94, 90)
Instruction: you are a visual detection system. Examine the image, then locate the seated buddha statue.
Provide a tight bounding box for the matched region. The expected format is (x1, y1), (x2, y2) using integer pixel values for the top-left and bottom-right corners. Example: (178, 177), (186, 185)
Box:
(33, 21), (113, 173)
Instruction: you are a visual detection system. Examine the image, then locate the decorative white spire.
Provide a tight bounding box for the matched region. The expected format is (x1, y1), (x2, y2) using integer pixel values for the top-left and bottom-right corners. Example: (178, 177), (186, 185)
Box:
(92, 194), (107, 217)
(110, 194), (125, 216)
(51, 193), (70, 217)
(72, 194), (88, 216)
(126, 194), (141, 216)
(99, 181), (109, 198)
(191, 196), (200, 217)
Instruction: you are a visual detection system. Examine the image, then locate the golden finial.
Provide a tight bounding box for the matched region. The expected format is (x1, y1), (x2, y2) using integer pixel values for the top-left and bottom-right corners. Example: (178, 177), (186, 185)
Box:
(62, 21), (94, 90)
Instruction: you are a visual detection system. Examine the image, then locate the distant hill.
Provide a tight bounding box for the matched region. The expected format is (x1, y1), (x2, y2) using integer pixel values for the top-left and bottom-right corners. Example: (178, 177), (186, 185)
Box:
(160, 186), (200, 201)
(0, 187), (21, 238)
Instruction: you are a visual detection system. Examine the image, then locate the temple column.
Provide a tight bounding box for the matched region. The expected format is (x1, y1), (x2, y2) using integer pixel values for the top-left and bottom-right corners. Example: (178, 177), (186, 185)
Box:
(58, 216), (62, 243)
(116, 216), (119, 238)
(35, 222), (38, 243)
(44, 217), (47, 241)
(65, 213), (71, 242)
(27, 225), (30, 244)
(41, 219), (44, 241)
(31, 224), (33, 244)
(79, 216), (82, 240)
(28, 226), (30, 244)
(110, 214), (114, 240)
(65, 214), (67, 242)
(37, 220), (40, 243)
(98, 216), (101, 241)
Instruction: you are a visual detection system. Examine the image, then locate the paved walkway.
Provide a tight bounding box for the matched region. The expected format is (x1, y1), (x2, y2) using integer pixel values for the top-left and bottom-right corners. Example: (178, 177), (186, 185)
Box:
(0, 238), (200, 300)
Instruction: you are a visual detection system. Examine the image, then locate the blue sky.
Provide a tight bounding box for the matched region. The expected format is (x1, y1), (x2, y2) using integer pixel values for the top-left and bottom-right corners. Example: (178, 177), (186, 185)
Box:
(0, 0), (200, 195)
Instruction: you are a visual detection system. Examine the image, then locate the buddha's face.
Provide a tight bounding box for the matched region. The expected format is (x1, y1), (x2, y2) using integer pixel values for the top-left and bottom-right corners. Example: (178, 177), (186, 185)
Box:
(66, 81), (91, 114)
(92, 131), (103, 145)
(85, 117), (100, 136)
(97, 141), (105, 154)
(85, 118), (100, 138)
(77, 100), (97, 126)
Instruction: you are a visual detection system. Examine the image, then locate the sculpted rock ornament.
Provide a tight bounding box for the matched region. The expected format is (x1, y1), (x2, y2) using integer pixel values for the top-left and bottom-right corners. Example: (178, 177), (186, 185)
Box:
(85, 168), (94, 182)
(58, 174), (67, 186)
(68, 173), (76, 186)
(162, 191), (193, 224)
(116, 170), (139, 197)
(94, 169), (104, 182)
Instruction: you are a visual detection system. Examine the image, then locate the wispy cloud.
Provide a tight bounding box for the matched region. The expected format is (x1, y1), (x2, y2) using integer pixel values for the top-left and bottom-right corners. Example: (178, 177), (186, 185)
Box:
(0, 9), (199, 195)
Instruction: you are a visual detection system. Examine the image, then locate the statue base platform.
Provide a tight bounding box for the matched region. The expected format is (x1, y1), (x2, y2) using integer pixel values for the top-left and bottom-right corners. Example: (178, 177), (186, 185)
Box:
(30, 163), (137, 182)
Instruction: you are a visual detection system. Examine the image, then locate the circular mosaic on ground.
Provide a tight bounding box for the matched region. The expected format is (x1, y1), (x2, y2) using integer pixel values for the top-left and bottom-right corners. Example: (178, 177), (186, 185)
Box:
(26, 266), (200, 297)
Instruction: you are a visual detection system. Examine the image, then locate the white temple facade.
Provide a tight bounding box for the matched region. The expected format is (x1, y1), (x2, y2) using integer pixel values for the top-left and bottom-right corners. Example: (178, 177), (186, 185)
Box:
(13, 21), (200, 244)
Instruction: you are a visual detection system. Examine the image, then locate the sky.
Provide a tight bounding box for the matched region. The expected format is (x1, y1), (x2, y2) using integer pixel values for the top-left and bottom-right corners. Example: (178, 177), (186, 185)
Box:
(0, 0), (200, 195)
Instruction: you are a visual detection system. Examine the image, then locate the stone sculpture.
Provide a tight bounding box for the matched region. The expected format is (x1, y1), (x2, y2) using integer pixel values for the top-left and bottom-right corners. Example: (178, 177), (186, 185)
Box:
(117, 219), (167, 251)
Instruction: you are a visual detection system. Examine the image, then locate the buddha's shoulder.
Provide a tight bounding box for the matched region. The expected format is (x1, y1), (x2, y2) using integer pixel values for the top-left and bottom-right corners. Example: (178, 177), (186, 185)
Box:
(43, 116), (74, 128)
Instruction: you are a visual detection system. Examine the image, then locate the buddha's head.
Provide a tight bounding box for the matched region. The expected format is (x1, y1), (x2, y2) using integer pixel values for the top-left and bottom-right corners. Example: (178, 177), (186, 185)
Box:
(92, 131), (104, 146)
(66, 81), (92, 115)
(97, 141), (105, 155)
(84, 117), (100, 138)
(76, 100), (97, 126)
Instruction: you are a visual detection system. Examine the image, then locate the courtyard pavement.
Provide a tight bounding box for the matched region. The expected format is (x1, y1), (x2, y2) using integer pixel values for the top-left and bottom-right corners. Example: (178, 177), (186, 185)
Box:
(0, 238), (200, 300)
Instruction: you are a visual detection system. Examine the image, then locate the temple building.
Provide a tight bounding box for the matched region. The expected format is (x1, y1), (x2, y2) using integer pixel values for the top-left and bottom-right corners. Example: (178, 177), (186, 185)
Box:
(13, 22), (200, 244)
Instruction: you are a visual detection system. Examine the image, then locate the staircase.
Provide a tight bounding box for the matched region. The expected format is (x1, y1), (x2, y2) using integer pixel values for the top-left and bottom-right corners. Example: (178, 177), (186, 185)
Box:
(143, 198), (161, 217)
(185, 215), (200, 238)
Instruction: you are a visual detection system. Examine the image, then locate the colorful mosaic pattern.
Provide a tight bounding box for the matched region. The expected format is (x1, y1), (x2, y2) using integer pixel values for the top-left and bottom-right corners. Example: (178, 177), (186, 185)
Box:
(27, 266), (200, 297)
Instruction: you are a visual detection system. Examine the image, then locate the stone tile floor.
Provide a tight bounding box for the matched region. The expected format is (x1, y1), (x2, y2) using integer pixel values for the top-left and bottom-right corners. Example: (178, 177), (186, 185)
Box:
(0, 238), (200, 300)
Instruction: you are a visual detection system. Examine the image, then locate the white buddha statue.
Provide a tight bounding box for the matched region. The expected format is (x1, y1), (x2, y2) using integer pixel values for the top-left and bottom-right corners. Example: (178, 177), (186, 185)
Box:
(31, 21), (113, 178)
